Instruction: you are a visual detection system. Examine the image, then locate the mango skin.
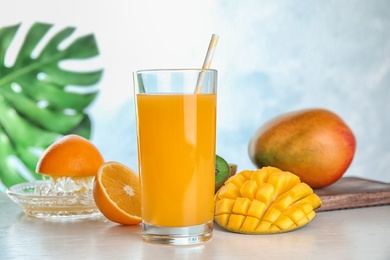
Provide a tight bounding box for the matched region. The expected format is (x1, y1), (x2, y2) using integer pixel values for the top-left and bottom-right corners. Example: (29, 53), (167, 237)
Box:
(248, 108), (356, 189)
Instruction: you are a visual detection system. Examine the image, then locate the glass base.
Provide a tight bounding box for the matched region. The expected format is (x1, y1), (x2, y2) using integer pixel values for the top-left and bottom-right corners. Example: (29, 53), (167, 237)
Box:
(142, 220), (213, 245)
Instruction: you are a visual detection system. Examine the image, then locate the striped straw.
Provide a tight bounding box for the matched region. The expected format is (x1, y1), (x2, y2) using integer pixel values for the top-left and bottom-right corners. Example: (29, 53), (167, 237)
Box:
(195, 34), (219, 93)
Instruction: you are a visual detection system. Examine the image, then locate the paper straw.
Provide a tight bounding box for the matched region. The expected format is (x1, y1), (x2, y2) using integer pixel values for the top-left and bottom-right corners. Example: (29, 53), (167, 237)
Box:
(195, 34), (219, 94)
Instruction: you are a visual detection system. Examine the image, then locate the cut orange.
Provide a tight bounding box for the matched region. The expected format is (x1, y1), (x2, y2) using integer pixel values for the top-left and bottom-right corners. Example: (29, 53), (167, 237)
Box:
(36, 134), (105, 177)
(93, 161), (142, 225)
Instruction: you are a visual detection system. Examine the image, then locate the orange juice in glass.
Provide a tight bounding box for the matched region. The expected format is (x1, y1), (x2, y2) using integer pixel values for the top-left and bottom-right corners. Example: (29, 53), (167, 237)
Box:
(134, 69), (217, 245)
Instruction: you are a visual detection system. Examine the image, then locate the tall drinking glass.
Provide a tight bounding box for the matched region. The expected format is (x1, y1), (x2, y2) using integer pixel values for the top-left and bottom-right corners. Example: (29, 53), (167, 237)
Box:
(133, 69), (217, 245)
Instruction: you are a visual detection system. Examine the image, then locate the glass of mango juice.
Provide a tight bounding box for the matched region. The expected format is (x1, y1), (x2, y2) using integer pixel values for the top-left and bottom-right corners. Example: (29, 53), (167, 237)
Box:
(133, 69), (217, 245)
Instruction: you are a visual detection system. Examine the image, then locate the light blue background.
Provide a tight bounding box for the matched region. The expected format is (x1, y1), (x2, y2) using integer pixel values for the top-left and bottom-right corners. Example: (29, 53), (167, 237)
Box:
(1, 0), (389, 184)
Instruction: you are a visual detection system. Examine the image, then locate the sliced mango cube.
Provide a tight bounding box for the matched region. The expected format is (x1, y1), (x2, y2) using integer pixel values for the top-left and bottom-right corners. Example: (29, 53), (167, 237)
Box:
(214, 167), (322, 234)
(240, 180), (258, 200)
(240, 216), (261, 233)
(255, 220), (272, 232)
(225, 173), (247, 188)
(214, 214), (230, 227)
(215, 198), (236, 215)
(247, 199), (267, 219)
(282, 206), (306, 225)
(250, 170), (268, 187)
(273, 215), (295, 230)
(255, 183), (275, 205)
(299, 193), (322, 209)
(217, 182), (240, 200)
(271, 193), (294, 211)
(232, 197), (251, 215)
(226, 214), (246, 231)
(262, 207), (281, 223)
(239, 170), (255, 180)
(288, 182), (313, 202)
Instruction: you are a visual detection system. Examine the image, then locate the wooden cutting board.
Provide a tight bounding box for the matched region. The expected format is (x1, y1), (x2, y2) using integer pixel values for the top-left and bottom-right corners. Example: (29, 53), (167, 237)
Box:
(314, 177), (390, 212)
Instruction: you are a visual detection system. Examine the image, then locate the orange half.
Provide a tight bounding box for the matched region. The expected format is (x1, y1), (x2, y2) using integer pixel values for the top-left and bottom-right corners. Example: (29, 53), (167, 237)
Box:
(36, 134), (104, 177)
(93, 161), (142, 225)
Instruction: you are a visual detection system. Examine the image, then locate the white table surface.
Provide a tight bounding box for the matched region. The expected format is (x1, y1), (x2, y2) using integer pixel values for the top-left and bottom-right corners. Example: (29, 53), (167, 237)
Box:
(1, 194), (389, 260)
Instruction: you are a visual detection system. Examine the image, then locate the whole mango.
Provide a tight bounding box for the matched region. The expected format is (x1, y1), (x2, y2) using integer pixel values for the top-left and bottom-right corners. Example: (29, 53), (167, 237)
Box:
(248, 108), (356, 189)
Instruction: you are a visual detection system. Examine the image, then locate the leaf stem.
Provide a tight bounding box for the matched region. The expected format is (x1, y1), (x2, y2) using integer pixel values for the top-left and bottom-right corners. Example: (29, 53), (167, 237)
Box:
(0, 51), (67, 87)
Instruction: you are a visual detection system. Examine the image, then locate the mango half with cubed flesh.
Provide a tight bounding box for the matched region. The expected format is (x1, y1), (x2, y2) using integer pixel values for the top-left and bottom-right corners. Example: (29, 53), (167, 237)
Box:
(214, 166), (322, 234)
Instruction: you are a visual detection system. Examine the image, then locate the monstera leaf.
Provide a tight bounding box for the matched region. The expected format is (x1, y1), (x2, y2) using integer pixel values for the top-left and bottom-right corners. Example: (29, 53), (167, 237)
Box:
(0, 22), (103, 189)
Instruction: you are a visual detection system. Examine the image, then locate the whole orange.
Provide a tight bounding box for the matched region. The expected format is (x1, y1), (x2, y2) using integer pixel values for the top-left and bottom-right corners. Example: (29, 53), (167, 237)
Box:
(248, 108), (356, 189)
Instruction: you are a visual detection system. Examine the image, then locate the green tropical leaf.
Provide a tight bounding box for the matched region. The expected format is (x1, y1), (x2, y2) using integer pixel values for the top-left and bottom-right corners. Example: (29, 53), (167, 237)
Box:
(0, 22), (103, 189)
(0, 127), (30, 187)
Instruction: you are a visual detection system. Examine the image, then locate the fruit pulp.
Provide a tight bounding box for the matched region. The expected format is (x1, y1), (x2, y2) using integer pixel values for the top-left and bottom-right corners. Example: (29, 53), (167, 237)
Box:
(136, 93), (216, 227)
